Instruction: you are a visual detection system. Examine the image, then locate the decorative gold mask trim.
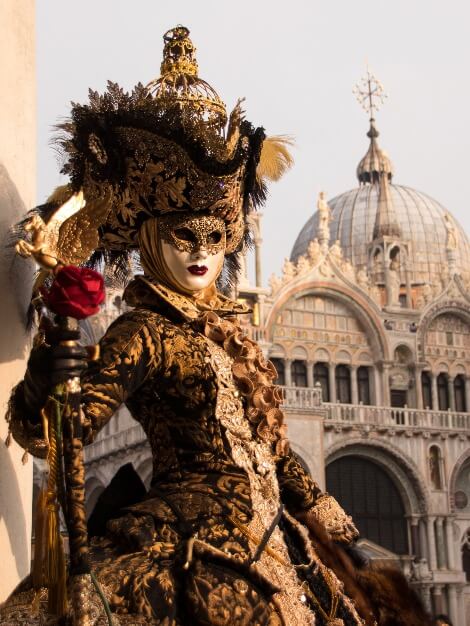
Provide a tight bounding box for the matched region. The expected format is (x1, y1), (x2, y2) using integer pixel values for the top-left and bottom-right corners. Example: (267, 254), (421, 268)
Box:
(159, 213), (226, 255)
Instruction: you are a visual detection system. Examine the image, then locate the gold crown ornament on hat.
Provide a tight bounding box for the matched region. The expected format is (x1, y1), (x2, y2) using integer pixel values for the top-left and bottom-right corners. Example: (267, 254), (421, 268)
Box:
(15, 26), (293, 287)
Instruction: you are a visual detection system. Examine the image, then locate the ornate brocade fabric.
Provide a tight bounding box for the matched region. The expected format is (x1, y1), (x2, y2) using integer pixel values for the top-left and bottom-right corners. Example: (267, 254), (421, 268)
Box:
(2, 277), (364, 626)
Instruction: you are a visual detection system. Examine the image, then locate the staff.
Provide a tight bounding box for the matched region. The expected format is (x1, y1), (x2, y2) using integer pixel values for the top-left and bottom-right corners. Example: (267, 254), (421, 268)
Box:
(15, 202), (106, 624)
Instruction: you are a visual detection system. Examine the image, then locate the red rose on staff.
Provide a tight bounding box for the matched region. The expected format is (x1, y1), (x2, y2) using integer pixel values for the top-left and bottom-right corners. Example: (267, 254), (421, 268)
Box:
(42, 266), (105, 320)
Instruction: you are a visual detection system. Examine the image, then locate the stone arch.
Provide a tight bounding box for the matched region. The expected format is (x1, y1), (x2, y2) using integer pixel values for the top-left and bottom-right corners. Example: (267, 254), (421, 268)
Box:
(449, 449), (470, 513)
(451, 363), (466, 375)
(269, 343), (286, 358)
(356, 351), (373, 364)
(135, 455), (153, 490)
(86, 464), (109, 489)
(289, 441), (316, 479)
(427, 443), (445, 490)
(325, 438), (429, 514)
(417, 302), (470, 360)
(393, 343), (414, 364)
(266, 281), (388, 362)
(292, 345), (308, 360)
(387, 242), (408, 264)
(85, 476), (105, 519)
(314, 348), (331, 361)
(335, 349), (352, 363)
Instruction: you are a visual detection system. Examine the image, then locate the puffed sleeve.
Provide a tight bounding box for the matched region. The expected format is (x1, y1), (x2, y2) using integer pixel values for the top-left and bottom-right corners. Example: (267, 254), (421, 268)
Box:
(7, 310), (164, 457)
(277, 450), (359, 544)
(277, 451), (323, 512)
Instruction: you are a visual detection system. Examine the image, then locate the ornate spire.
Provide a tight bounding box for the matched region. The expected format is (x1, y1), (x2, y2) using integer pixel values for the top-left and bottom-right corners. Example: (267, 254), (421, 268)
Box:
(146, 26), (227, 132)
(374, 170), (401, 239)
(354, 68), (394, 184)
(354, 68), (400, 238)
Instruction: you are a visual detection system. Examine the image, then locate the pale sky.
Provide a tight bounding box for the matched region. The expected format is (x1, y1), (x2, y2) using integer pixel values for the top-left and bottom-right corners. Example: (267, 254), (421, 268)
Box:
(38, 0), (470, 282)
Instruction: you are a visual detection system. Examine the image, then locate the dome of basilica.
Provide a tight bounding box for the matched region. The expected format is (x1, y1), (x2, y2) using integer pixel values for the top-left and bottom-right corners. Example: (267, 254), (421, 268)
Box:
(290, 122), (470, 286)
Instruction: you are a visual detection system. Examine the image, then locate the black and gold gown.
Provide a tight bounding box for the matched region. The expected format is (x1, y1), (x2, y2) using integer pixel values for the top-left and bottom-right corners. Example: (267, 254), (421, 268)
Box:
(2, 276), (366, 626)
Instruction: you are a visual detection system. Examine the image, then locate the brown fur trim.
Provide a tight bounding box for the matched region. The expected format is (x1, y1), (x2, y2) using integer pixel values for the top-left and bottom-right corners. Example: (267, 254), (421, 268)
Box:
(357, 566), (432, 626)
(297, 512), (432, 626)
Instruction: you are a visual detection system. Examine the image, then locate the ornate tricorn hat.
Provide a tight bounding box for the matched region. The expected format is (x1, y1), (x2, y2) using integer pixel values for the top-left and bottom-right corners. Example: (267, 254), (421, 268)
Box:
(18, 26), (292, 284)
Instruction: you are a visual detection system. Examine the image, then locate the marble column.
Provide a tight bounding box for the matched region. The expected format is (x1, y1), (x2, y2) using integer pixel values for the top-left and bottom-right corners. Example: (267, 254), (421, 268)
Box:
(382, 363), (391, 406)
(448, 376), (455, 411)
(419, 518), (428, 560)
(328, 363), (337, 403)
(465, 376), (470, 412)
(431, 373), (439, 411)
(445, 516), (456, 570)
(285, 359), (292, 387)
(426, 516), (438, 571)
(306, 361), (314, 388)
(409, 516), (420, 557)
(254, 241), (263, 288)
(421, 586), (432, 615)
(456, 585), (466, 626)
(373, 367), (382, 405)
(447, 585), (459, 626)
(415, 366), (423, 410)
(435, 517), (446, 569)
(432, 585), (444, 615)
(351, 365), (359, 405)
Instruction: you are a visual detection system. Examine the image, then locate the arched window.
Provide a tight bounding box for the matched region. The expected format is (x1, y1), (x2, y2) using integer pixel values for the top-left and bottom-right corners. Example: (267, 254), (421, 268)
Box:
(336, 365), (351, 404)
(437, 373), (449, 410)
(270, 358), (285, 386)
(421, 371), (432, 409)
(428, 445), (443, 490)
(454, 375), (466, 412)
(357, 366), (370, 405)
(326, 456), (408, 554)
(292, 360), (307, 387)
(314, 363), (329, 402)
(462, 530), (470, 581)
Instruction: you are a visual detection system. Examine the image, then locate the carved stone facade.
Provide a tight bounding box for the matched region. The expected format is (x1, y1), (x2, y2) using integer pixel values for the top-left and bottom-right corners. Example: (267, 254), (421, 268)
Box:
(251, 179), (470, 623)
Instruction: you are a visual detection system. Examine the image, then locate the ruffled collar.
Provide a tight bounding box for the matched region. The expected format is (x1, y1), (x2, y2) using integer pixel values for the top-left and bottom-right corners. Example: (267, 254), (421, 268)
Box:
(123, 275), (251, 321)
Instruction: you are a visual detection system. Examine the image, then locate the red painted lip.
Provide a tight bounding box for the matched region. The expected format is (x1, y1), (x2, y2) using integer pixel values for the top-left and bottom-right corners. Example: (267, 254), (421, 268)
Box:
(187, 265), (208, 276)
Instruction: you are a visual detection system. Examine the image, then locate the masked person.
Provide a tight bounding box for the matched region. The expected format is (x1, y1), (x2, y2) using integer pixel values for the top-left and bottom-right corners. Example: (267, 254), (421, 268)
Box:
(1, 26), (431, 626)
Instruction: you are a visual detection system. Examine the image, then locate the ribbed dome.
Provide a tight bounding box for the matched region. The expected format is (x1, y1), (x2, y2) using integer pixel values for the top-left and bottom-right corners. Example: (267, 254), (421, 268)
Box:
(290, 184), (470, 284)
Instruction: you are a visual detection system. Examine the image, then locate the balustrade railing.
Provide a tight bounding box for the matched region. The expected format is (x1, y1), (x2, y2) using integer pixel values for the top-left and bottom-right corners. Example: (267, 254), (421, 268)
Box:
(323, 402), (470, 430)
(279, 385), (470, 430)
(84, 423), (147, 463)
(282, 387), (470, 430)
(281, 386), (323, 410)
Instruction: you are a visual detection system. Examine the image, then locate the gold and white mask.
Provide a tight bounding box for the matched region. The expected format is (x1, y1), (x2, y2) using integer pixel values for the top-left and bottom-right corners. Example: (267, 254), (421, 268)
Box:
(159, 214), (227, 255)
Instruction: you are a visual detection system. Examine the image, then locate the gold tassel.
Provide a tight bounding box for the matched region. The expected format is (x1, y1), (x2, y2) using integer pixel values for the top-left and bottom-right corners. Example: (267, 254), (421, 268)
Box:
(45, 497), (67, 617)
(256, 135), (294, 182)
(43, 394), (68, 617)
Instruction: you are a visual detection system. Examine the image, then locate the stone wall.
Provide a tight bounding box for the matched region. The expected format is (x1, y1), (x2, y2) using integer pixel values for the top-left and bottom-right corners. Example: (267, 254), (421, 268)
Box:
(0, 0), (36, 601)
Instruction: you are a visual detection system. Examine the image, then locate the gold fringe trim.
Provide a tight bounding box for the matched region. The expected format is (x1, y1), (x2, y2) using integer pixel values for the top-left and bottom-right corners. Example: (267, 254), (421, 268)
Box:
(32, 393), (68, 618)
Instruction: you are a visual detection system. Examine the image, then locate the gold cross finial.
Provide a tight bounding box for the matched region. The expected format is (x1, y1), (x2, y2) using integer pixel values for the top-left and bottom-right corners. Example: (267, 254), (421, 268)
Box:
(353, 66), (387, 120)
